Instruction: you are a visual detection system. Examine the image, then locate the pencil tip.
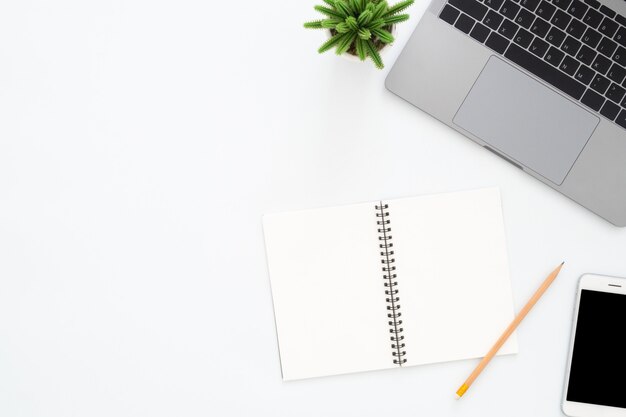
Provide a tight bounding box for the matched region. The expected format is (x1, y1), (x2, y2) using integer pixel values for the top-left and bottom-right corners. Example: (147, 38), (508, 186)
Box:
(561, 261), (565, 266)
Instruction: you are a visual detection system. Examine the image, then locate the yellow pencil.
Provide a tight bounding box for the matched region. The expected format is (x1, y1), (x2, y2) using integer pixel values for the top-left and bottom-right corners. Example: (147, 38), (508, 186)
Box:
(455, 262), (565, 399)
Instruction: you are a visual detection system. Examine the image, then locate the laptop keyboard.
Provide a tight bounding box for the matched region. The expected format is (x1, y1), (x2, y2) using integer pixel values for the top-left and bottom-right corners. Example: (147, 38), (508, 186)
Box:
(439, 0), (626, 129)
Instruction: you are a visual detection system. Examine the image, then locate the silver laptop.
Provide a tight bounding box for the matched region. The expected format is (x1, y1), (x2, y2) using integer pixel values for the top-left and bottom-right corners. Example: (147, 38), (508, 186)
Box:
(386, 0), (626, 226)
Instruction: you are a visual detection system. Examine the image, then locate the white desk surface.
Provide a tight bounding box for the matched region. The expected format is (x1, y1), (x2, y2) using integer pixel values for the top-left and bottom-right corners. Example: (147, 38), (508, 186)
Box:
(1, 1), (625, 416)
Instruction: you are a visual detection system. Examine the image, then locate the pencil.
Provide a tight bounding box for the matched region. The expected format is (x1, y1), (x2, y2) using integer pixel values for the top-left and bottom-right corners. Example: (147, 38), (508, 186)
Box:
(455, 262), (565, 399)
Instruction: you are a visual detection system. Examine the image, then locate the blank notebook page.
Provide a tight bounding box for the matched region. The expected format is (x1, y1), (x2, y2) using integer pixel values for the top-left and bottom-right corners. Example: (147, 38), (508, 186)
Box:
(263, 188), (517, 381)
(392, 189), (517, 367)
(264, 202), (390, 380)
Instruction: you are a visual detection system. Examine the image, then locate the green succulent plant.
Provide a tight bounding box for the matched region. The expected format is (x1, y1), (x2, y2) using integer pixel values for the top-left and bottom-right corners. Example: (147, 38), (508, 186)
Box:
(304, 0), (414, 69)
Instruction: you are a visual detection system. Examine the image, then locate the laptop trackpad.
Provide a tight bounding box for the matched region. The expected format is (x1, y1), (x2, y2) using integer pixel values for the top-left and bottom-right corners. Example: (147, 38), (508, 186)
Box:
(453, 57), (599, 185)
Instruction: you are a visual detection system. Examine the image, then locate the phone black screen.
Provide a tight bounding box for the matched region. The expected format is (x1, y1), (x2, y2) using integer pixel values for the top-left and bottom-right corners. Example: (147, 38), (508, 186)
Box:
(566, 289), (626, 408)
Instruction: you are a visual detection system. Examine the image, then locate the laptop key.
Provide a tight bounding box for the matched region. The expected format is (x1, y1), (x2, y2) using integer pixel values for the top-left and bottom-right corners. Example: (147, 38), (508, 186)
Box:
(591, 55), (611, 75)
(531, 18), (551, 37)
(615, 27), (626, 48)
(582, 9), (604, 29)
(581, 89), (605, 111)
(449, 0), (488, 21)
(590, 74), (611, 94)
(456, 13), (476, 34)
(583, 8), (604, 28)
(615, 110), (626, 129)
(553, 0), (572, 10)
(561, 36), (582, 56)
(514, 28), (534, 47)
(520, 0), (540, 11)
(470, 22), (491, 42)
(599, 5), (616, 18)
(486, 31), (510, 54)
(576, 45), (597, 66)
(505, 43), (586, 99)
(484, 10), (504, 31)
(439, 5), (460, 25)
(606, 83), (626, 104)
(500, 1), (521, 20)
(616, 14), (626, 27)
(583, 0), (600, 8)
(581, 27), (602, 48)
(600, 101), (620, 120)
(546, 46), (565, 66)
(484, 0), (505, 10)
(547, 27), (566, 47)
(566, 19), (587, 39)
(560, 55), (580, 76)
(515, 9), (535, 29)
(551, 10), (571, 30)
(598, 18), (618, 38)
(575, 65), (595, 84)
(536, 1), (556, 21)
(499, 19), (520, 39)
(614, 47), (626, 67)
(530, 37), (550, 57)
(567, 1), (588, 20)
(597, 37), (617, 57)
(607, 63), (626, 84)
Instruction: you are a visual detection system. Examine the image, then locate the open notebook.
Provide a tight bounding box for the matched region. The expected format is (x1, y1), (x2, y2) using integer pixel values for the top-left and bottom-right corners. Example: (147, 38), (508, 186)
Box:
(263, 188), (517, 381)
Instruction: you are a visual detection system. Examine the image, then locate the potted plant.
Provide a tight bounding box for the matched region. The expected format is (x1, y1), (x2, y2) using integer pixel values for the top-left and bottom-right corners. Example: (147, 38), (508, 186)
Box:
(304, 0), (414, 69)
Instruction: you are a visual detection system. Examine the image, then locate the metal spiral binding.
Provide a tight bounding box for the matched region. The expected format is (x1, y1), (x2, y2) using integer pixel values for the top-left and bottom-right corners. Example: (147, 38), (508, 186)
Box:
(375, 202), (406, 365)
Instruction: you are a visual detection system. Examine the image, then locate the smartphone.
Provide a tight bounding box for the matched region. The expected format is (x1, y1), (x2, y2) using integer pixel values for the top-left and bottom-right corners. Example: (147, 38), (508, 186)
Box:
(562, 274), (626, 417)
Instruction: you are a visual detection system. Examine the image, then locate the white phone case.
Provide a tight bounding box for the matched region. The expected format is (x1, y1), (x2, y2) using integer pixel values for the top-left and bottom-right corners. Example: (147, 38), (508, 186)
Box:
(562, 273), (626, 417)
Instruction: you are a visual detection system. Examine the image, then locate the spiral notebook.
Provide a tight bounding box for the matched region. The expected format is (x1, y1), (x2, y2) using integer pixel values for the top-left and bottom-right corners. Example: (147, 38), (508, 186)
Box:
(263, 188), (517, 381)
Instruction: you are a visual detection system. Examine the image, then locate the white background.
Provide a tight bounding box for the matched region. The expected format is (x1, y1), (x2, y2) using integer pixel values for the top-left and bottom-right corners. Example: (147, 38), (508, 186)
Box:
(1, 1), (625, 416)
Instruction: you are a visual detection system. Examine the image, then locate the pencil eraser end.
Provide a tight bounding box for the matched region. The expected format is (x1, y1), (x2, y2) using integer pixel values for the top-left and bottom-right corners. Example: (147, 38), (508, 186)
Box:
(456, 384), (469, 399)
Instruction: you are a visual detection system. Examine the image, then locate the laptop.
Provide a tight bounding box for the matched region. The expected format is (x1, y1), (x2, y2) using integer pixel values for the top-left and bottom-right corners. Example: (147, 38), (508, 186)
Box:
(386, 0), (626, 226)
